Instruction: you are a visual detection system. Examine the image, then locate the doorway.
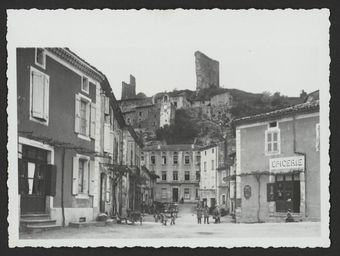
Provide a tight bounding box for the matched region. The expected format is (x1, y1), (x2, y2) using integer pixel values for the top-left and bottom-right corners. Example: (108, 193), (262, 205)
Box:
(275, 173), (300, 213)
(19, 145), (48, 213)
(172, 188), (178, 202)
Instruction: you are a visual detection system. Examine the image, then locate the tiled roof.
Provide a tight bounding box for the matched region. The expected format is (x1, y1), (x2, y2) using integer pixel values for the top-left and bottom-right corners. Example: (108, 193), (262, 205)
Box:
(143, 144), (200, 152)
(234, 100), (319, 126)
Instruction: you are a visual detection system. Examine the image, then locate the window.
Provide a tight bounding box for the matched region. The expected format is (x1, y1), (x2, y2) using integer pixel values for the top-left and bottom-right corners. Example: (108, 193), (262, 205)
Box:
(30, 67), (49, 124)
(78, 158), (87, 193)
(151, 155), (156, 165)
(35, 48), (46, 69)
(212, 148), (214, 153)
(222, 171), (227, 183)
(173, 152), (178, 164)
(75, 93), (95, 140)
(174, 102), (177, 108)
(185, 171), (190, 181)
(139, 111), (142, 117)
(184, 188), (190, 199)
(196, 155), (200, 165)
(211, 160), (214, 170)
(72, 155), (92, 196)
(196, 171), (200, 181)
(204, 161), (207, 172)
(269, 121), (277, 128)
(161, 188), (167, 199)
(173, 171), (178, 181)
(127, 118), (131, 124)
(195, 188), (199, 199)
(205, 151), (207, 156)
(162, 171), (167, 181)
(162, 155), (167, 165)
(185, 154), (190, 164)
(265, 126), (280, 155)
(81, 76), (89, 93)
(316, 123), (320, 151)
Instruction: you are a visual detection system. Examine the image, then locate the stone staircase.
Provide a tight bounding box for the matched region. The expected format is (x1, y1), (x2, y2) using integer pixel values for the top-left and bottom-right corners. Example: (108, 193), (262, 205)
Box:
(20, 213), (61, 233)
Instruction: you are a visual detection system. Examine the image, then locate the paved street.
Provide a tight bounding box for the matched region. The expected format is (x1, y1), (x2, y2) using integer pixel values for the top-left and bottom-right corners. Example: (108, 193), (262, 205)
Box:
(20, 203), (321, 239)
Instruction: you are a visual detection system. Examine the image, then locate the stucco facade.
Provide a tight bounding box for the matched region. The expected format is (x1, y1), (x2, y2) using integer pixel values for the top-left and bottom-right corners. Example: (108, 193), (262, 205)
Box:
(234, 101), (320, 223)
(143, 144), (200, 203)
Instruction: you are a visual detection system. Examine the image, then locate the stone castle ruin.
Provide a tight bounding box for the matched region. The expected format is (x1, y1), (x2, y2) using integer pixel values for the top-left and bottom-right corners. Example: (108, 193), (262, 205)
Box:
(195, 51), (220, 91)
(121, 74), (136, 100)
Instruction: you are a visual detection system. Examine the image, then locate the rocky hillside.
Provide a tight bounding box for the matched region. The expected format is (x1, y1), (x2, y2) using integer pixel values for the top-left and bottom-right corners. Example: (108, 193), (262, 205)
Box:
(155, 88), (305, 146)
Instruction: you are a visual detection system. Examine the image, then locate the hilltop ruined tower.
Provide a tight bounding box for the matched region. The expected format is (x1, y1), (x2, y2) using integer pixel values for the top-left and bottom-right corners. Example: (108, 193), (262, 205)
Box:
(121, 75), (136, 100)
(195, 51), (220, 91)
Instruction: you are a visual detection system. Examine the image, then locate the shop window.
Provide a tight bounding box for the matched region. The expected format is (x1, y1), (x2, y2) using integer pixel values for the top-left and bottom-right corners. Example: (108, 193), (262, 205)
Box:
(162, 171), (167, 181)
(173, 171), (178, 181)
(35, 48), (46, 69)
(81, 76), (89, 94)
(265, 125), (280, 155)
(184, 188), (190, 199)
(185, 171), (190, 181)
(316, 123), (320, 151)
(30, 67), (49, 124)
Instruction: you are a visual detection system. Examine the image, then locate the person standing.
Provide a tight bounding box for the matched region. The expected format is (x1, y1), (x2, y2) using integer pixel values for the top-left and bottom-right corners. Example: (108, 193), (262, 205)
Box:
(196, 207), (202, 224)
(203, 206), (210, 224)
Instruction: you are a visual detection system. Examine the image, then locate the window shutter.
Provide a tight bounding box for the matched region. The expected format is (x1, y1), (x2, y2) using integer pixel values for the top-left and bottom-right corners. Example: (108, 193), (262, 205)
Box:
(104, 123), (111, 152)
(104, 96), (110, 115)
(106, 176), (110, 202)
(90, 103), (96, 139)
(72, 156), (79, 195)
(18, 158), (27, 195)
(110, 131), (114, 154)
(88, 160), (95, 196)
(86, 101), (91, 136)
(31, 71), (45, 119)
(43, 76), (49, 120)
(74, 95), (81, 133)
(45, 164), (57, 196)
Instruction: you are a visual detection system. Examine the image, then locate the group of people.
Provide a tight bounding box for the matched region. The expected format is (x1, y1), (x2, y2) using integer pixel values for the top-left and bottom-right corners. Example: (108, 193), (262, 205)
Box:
(196, 205), (221, 224)
(154, 211), (176, 226)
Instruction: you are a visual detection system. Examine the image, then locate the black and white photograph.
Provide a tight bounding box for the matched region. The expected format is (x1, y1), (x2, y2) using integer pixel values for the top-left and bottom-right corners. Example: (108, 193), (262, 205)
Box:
(6, 9), (330, 247)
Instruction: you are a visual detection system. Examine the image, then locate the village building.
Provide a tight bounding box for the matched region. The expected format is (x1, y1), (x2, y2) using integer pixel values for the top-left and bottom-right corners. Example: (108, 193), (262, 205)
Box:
(142, 144), (201, 203)
(199, 144), (218, 208)
(17, 48), (148, 231)
(233, 96), (320, 223)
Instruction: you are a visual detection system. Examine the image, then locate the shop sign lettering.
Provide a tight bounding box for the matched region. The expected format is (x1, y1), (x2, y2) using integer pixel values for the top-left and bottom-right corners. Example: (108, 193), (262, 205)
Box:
(269, 156), (304, 171)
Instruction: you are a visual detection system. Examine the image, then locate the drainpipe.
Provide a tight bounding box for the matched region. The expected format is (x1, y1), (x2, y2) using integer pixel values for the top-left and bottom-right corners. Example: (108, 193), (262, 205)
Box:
(61, 147), (66, 227)
(293, 115), (307, 217)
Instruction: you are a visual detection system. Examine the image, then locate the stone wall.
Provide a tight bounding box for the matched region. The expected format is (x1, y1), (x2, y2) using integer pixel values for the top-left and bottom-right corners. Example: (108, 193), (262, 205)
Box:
(195, 51), (220, 90)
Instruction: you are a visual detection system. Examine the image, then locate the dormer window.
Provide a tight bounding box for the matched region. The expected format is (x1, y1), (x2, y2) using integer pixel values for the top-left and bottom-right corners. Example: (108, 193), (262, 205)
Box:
(35, 48), (46, 69)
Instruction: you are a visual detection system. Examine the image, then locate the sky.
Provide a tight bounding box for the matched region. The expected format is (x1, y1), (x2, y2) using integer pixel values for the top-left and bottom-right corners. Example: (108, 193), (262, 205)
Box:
(8, 9), (329, 99)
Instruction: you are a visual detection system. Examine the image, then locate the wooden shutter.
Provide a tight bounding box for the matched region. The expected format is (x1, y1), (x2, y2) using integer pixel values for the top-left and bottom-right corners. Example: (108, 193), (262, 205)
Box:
(104, 96), (110, 115)
(106, 176), (110, 202)
(86, 102), (91, 136)
(45, 164), (57, 196)
(104, 123), (111, 152)
(72, 156), (79, 195)
(43, 76), (49, 120)
(88, 160), (95, 196)
(74, 94), (81, 133)
(31, 71), (45, 119)
(90, 103), (96, 139)
(110, 131), (114, 154)
(18, 158), (27, 195)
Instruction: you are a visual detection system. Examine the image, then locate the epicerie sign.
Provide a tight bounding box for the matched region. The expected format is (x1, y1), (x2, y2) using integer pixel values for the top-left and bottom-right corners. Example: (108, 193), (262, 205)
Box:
(269, 156), (305, 171)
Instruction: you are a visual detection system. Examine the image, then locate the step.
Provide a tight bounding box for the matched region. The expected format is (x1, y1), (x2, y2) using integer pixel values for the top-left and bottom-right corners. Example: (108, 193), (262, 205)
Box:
(21, 213), (50, 220)
(69, 221), (106, 228)
(25, 224), (61, 233)
(21, 219), (56, 227)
